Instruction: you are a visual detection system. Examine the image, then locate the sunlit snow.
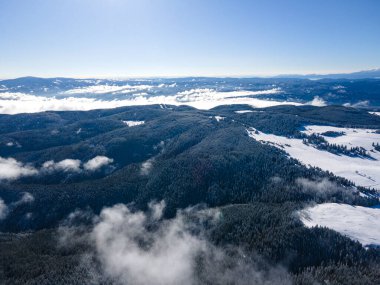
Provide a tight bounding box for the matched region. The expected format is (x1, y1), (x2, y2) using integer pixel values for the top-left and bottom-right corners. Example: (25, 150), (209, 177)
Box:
(122, 120), (145, 127)
(213, 116), (225, 122)
(235, 110), (254, 114)
(61, 84), (154, 95)
(247, 126), (380, 190)
(299, 203), (380, 247)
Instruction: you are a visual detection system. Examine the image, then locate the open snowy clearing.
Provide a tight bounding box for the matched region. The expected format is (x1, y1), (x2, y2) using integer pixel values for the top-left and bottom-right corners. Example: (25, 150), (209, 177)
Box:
(301, 125), (380, 152)
(299, 203), (380, 247)
(247, 126), (380, 190)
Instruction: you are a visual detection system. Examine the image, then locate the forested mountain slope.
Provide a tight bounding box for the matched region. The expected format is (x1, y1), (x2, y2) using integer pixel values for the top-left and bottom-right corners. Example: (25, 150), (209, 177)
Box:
(0, 104), (379, 284)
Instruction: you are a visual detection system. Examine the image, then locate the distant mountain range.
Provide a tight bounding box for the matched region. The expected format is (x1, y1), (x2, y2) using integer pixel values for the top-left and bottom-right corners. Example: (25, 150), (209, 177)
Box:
(275, 68), (380, 80)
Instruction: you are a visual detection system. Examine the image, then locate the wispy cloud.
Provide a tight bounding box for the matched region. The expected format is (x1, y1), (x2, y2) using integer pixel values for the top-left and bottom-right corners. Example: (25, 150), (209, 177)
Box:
(0, 192), (34, 220)
(140, 159), (153, 175)
(59, 202), (292, 285)
(0, 198), (8, 220)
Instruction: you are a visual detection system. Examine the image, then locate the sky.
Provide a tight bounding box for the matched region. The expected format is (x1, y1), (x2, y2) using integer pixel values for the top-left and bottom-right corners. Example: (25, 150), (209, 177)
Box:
(0, 0), (379, 78)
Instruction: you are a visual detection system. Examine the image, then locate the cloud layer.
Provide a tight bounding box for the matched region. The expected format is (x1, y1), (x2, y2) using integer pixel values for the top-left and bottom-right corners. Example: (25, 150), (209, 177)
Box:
(0, 88), (303, 114)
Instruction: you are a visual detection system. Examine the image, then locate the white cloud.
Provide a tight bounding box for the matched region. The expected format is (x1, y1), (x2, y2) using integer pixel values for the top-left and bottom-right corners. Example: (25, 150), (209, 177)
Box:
(308, 96), (326, 106)
(296, 177), (355, 200)
(175, 88), (281, 102)
(343, 100), (370, 108)
(91, 202), (203, 285)
(16, 192), (35, 204)
(0, 157), (38, 180)
(83, 156), (113, 171)
(299, 203), (380, 247)
(0, 156), (114, 182)
(140, 159), (153, 175)
(42, 159), (81, 173)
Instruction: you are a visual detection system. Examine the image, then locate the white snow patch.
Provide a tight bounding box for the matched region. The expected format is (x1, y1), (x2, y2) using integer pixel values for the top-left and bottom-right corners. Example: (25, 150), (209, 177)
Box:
(213, 116), (225, 122)
(299, 203), (380, 247)
(62, 84), (154, 95)
(235, 110), (254, 114)
(302, 125), (380, 151)
(332, 85), (345, 90)
(369, 112), (380, 117)
(247, 126), (380, 190)
(122, 120), (145, 127)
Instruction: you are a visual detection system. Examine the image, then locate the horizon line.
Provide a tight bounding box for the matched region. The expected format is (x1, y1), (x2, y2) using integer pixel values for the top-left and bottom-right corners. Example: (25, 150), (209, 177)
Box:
(1, 67), (379, 81)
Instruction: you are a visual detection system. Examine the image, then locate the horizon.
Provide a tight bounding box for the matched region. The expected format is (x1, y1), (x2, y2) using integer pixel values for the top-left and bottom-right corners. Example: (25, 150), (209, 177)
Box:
(1, 67), (380, 81)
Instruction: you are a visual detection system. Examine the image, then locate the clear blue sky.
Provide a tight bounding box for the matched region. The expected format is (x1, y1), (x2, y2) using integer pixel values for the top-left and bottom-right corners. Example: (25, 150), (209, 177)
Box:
(1, 0), (379, 78)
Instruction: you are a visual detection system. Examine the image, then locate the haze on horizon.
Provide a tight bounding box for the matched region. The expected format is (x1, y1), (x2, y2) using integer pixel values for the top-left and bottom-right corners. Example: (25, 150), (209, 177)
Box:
(1, 0), (380, 78)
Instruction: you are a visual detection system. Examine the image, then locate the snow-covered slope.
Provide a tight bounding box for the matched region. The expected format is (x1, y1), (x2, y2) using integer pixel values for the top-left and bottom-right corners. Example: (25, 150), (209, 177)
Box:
(299, 203), (380, 247)
(301, 125), (380, 153)
(247, 126), (380, 190)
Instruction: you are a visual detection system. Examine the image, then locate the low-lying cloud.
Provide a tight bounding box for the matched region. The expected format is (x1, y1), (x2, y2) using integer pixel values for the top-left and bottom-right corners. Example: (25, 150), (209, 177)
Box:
(42, 159), (82, 173)
(308, 96), (326, 107)
(296, 177), (356, 202)
(59, 202), (292, 285)
(0, 155), (113, 181)
(0, 192), (34, 220)
(0, 88), (305, 114)
(0, 157), (38, 180)
(0, 198), (8, 220)
(83, 156), (114, 171)
(140, 159), (153, 175)
(61, 84), (155, 95)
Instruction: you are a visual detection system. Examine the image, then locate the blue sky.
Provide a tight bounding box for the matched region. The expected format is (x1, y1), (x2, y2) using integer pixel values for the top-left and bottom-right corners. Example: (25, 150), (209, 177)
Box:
(1, 0), (379, 78)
